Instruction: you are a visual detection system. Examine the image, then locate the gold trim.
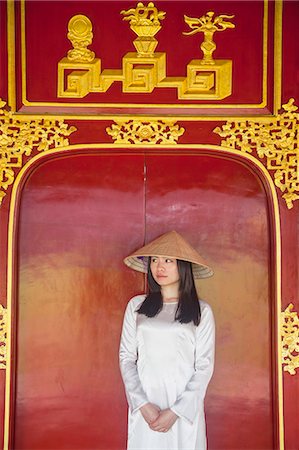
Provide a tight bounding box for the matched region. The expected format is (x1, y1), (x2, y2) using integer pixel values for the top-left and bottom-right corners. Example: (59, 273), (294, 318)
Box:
(7, 1), (16, 112)
(274, 0), (283, 115)
(0, 304), (7, 370)
(281, 303), (299, 375)
(3, 142), (283, 449)
(18, 0), (270, 112)
(214, 98), (299, 209)
(106, 119), (185, 144)
(0, 100), (77, 204)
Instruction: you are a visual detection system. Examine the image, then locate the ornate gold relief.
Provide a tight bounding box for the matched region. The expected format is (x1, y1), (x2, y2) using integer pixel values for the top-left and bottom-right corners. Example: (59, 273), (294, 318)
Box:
(121, 2), (166, 57)
(67, 15), (95, 62)
(214, 98), (299, 209)
(184, 12), (235, 65)
(58, 15), (101, 97)
(281, 303), (299, 375)
(0, 100), (76, 204)
(106, 120), (185, 144)
(0, 304), (7, 369)
(179, 12), (234, 99)
(58, 3), (234, 100)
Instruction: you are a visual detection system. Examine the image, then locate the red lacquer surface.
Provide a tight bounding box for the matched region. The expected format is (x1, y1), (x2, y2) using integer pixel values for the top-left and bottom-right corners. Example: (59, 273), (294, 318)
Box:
(13, 150), (276, 449)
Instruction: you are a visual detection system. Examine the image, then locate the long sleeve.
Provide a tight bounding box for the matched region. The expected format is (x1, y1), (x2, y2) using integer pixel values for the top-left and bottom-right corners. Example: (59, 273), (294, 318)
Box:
(170, 302), (215, 424)
(119, 296), (149, 413)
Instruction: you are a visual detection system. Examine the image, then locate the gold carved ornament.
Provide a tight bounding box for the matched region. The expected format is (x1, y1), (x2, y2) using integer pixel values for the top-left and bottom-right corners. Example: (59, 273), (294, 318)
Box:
(0, 99), (76, 204)
(281, 303), (299, 375)
(183, 11), (235, 65)
(106, 120), (185, 145)
(57, 2), (234, 100)
(0, 304), (7, 369)
(214, 98), (299, 209)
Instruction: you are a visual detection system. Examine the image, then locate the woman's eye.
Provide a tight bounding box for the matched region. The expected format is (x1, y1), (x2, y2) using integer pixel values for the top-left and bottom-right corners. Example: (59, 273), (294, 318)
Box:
(165, 259), (173, 263)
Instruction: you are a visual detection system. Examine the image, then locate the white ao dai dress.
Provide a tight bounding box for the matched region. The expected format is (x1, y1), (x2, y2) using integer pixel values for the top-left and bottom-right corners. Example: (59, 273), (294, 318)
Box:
(119, 295), (215, 450)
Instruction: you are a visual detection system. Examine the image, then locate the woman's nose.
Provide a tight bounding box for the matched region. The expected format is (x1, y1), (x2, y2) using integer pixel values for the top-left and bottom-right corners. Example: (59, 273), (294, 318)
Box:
(157, 261), (165, 271)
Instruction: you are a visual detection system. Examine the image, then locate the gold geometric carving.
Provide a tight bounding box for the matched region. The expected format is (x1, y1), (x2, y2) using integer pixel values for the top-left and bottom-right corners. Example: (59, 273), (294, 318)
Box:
(0, 304), (7, 369)
(0, 100), (77, 205)
(57, 3), (234, 100)
(214, 98), (299, 209)
(106, 120), (185, 144)
(281, 303), (299, 375)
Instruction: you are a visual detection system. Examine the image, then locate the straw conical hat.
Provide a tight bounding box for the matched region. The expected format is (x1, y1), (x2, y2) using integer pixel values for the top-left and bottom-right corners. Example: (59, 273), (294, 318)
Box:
(124, 231), (213, 279)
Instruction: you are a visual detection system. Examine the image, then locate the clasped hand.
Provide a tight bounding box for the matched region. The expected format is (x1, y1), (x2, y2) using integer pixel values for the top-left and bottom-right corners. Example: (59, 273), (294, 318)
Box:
(140, 403), (178, 433)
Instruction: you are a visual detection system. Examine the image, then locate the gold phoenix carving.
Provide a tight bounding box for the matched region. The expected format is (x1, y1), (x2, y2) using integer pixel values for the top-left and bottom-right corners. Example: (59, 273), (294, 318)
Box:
(106, 120), (185, 144)
(214, 98), (299, 209)
(58, 2), (234, 100)
(0, 304), (7, 369)
(0, 99), (76, 204)
(281, 303), (299, 375)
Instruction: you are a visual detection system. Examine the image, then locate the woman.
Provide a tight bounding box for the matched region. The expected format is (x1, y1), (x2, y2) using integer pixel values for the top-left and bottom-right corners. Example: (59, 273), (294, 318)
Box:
(119, 230), (215, 450)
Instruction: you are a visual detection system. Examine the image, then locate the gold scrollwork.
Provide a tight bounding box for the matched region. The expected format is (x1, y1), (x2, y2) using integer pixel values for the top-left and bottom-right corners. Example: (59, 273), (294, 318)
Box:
(0, 100), (77, 204)
(214, 98), (299, 209)
(57, 3), (234, 100)
(0, 304), (7, 369)
(281, 303), (299, 375)
(106, 120), (185, 144)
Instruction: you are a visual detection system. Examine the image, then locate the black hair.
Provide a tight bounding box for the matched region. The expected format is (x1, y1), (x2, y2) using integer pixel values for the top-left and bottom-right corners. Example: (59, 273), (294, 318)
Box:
(137, 258), (201, 326)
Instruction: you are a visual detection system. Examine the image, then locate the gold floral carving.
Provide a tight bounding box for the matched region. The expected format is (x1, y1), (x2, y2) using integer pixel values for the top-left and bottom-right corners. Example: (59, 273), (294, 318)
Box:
(58, 2), (234, 99)
(214, 98), (299, 209)
(106, 120), (185, 144)
(0, 100), (76, 204)
(0, 304), (7, 369)
(281, 303), (299, 375)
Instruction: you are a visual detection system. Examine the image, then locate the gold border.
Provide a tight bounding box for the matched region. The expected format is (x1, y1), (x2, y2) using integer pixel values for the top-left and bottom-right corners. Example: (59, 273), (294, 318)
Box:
(16, 0), (272, 114)
(274, 0), (283, 115)
(4, 143), (283, 449)
(7, 1), (16, 112)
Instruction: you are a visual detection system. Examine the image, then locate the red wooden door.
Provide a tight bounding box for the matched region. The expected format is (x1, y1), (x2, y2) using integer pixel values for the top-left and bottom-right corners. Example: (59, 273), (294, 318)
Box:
(0, 1), (298, 449)
(14, 150), (275, 449)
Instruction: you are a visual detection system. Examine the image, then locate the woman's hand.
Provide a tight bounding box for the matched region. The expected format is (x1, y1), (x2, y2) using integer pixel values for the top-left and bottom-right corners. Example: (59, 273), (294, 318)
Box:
(149, 408), (178, 432)
(140, 403), (161, 425)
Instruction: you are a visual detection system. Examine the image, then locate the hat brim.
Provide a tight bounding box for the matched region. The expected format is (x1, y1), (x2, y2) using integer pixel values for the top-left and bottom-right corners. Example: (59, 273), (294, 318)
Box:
(124, 254), (213, 279)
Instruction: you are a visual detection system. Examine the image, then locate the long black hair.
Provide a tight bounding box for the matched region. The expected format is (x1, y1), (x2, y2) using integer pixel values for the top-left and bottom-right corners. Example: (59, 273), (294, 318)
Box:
(137, 258), (201, 326)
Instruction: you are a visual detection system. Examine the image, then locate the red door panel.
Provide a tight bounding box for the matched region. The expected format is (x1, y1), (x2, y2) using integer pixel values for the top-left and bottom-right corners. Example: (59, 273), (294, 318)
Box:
(15, 153), (145, 450)
(145, 153), (273, 449)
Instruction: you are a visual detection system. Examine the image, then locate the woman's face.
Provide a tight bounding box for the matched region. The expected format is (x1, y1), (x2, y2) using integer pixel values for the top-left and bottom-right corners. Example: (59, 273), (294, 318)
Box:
(150, 256), (180, 288)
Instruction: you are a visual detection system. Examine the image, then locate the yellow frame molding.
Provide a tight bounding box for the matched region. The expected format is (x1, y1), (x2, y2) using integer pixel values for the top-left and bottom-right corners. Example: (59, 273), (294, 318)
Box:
(4, 0), (283, 116)
(3, 143), (283, 449)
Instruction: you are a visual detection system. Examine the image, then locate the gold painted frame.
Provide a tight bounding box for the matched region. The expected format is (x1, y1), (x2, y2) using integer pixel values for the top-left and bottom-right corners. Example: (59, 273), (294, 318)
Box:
(6, 0), (283, 117)
(3, 142), (283, 449)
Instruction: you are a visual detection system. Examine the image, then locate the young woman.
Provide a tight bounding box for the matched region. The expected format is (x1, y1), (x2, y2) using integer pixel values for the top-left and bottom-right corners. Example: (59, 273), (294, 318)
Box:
(119, 231), (215, 450)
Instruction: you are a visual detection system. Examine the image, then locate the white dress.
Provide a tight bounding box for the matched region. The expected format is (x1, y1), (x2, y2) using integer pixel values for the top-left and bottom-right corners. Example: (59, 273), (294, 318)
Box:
(119, 295), (215, 450)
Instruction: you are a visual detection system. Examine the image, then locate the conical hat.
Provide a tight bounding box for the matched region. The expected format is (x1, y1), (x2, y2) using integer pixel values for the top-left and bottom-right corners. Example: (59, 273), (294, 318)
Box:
(124, 231), (213, 279)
